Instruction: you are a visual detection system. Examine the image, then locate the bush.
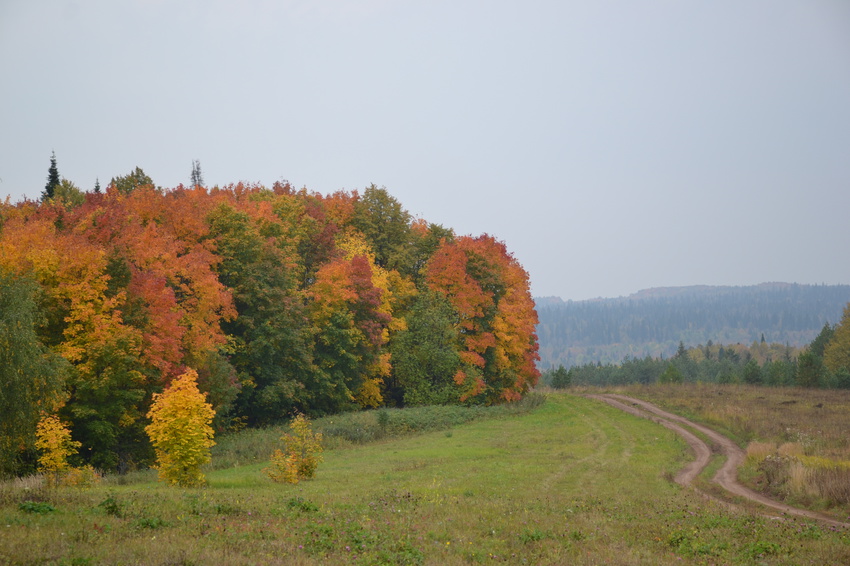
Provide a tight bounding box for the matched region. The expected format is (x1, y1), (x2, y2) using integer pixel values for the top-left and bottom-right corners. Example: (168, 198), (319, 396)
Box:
(265, 414), (324, 484)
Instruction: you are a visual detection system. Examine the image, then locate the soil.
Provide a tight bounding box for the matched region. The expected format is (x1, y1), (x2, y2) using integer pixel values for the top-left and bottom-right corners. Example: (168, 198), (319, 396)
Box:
(587, 393), (850, 529)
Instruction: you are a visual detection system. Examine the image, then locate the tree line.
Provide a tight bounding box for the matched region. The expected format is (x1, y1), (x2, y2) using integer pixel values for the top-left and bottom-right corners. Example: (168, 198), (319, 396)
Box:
(0, 161), (540, 477)
(543, 313), (850, 389)
(536, 284), (850, 368)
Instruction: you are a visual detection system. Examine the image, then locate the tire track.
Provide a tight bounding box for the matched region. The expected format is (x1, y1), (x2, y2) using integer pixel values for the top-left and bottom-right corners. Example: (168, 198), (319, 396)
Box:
(588, 393), (850, 529)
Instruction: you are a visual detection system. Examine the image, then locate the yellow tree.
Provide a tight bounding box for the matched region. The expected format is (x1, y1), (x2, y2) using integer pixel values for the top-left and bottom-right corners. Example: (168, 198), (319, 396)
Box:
(145, 369), (215, 487)
(35, 414), (81, 487)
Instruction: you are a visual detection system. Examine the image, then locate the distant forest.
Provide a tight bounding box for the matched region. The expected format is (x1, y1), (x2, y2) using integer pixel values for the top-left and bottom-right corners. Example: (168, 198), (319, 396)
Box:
(535, 283), (850, 369)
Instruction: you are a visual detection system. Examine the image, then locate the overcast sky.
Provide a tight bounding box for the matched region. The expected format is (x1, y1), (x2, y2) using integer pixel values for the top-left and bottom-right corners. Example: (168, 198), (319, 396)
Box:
(1, 1), (848, 300)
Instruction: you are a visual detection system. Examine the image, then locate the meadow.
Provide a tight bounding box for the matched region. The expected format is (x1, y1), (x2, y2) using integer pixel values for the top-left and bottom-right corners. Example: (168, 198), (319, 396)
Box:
(2, 392), (850, 565)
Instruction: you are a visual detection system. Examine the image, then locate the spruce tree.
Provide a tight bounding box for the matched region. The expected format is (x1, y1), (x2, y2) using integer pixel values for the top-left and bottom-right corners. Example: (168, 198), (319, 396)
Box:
(42, 151), (60, 201)
(190, 159), (204, 188)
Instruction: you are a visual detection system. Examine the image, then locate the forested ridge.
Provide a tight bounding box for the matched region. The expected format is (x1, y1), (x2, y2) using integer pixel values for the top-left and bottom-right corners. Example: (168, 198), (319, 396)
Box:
(536, 283), (850, 369)
(0, 174), (539, 476)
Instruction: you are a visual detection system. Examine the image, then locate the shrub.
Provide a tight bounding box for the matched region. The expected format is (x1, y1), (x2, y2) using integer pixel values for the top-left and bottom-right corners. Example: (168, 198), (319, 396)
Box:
(264, 413), (323, 484)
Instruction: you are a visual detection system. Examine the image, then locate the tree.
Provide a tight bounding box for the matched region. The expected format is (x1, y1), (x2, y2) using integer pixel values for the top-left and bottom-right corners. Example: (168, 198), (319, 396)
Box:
(53, 179), (85, 208)
(658, 363), (684, 384)
(190, 159), (204, 188)
(389, 290), (460, 405)
(550, 365), (572, 388)
(145, 369), (215, 487)
(93, 178), (101, 194)
(110, 167), (153, 194)
(42, 151), (60, 201)
(742, 359), (762, 384)
(824, 304), (850, 374)
(796, 351), (824, 388)
(35, 414), (80, 487)
(0, 271), (68, 478)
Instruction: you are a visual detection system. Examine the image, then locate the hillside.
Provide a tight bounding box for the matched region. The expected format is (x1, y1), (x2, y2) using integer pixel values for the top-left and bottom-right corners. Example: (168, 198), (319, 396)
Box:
(535, 283), (850, 368)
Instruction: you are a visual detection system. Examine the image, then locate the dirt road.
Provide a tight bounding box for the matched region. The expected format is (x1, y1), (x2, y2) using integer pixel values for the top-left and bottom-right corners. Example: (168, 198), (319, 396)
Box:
(587, 393), (850, 529)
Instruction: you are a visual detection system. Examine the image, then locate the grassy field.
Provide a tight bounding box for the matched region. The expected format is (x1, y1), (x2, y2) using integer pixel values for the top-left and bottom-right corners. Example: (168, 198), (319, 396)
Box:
(2, 392), (849, 565)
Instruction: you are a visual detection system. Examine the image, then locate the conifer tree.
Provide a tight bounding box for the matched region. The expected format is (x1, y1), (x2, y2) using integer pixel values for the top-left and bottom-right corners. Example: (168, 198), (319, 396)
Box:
(42, 151), (60, 201)
(190, 159), (204, 188)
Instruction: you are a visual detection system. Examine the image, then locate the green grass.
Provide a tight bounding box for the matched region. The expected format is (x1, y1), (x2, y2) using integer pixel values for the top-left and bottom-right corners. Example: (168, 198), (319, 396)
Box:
(2, 393), (849, 565)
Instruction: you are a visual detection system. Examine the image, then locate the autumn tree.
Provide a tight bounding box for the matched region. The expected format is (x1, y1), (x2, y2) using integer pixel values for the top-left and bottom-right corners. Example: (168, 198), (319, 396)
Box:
(145, 369), (215, 487)
(425, 235), (540, 404)
(35, 414), (80, 487)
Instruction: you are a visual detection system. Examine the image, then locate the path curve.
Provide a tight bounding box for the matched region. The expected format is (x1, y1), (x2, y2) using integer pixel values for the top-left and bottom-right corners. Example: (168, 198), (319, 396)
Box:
(587, 393), (850, 529)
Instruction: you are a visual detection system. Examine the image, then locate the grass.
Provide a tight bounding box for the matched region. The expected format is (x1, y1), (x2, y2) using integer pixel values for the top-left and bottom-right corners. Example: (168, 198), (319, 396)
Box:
(1, 392), (849, 564)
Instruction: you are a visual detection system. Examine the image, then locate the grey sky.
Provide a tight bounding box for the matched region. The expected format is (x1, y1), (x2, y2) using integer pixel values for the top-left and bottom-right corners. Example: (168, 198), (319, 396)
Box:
(2, 1), (849, 300)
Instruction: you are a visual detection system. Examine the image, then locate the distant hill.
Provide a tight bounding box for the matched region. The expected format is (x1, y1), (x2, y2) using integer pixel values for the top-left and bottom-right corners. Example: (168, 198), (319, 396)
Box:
(535, 283), (850, 369)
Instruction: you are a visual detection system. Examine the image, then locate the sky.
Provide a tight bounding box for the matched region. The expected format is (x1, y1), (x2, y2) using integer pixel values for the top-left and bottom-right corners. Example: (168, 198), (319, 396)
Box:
(1, 1), (849, 301)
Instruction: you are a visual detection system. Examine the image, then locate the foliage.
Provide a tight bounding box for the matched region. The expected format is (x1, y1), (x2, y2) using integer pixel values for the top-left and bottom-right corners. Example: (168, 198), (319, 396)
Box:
(264, 413), (323, 484)
(0, 182), (541, 475)
(145, 369), (216, 487)
(35, 414), (81, 487)
(0, 271), (67, 478)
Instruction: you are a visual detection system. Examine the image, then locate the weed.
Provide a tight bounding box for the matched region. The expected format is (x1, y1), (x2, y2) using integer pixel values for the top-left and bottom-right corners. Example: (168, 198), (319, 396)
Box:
(135, 517), (169, 529)
(518, 528), (547, 543)
(19, 500), (56, 514)
(286, 496), (319, 513)
(98, 493), (123, 518)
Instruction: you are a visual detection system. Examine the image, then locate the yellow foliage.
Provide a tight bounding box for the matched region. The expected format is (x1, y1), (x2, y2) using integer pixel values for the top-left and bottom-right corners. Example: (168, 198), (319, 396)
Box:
(264, 414), (323, 484)
(145, 369), (216, 487)
(35, 414), (81, 487)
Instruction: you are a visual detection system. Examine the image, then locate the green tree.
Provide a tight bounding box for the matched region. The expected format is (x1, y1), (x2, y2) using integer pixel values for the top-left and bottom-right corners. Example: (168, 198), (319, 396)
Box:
(42, 151), (60, 201)
(824, 305), (850, 374)
(207, 204), (313, 425)
(658, 363), (684, 384)
(110, 167), (153, 194)
(389, 290), (460, 405)
(550, 365), (572, 388)
(0, 271), (68, 478)
(796, 350), (824, 388)
(352, 185), (412, 271)
(742, 359), (762, 384)
(53, 179), (85, 208)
